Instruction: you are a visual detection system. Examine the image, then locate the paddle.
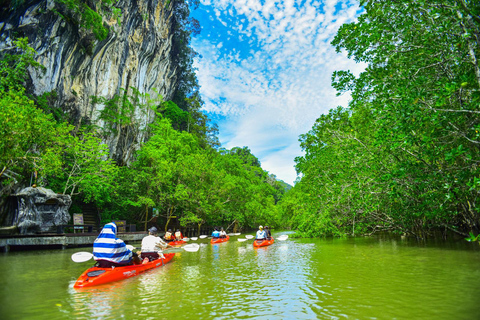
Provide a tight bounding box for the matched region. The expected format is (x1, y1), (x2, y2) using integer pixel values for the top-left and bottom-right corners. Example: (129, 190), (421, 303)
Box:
(199, 235), (208, 239)
(190, 237), (198, 241)
(238, 235), (254, 242)
(128, 243), (200, 253)
(71, 244), (201, 263)
(163, 243), (199, 253)
(71, 252), (94, 263)
(277, 235), (289, 241)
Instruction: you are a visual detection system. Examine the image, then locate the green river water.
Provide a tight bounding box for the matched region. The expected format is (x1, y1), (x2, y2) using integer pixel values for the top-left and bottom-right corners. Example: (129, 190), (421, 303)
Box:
(0, 232), (479, 320)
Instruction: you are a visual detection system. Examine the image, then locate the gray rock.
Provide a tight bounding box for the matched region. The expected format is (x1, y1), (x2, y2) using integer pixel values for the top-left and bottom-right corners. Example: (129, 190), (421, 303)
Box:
(14, 187), (72, 234)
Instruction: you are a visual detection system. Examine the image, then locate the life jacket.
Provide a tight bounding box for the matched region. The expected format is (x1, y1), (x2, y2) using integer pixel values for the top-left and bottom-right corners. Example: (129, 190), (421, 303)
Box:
(175, 231), (182, 239)
(212, 230), (220, 238)
(165, 231), (173, 240)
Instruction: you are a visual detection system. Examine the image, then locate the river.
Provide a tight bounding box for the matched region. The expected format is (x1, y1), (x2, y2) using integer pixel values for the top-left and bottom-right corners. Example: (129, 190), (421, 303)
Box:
(0, 232), (479, 319)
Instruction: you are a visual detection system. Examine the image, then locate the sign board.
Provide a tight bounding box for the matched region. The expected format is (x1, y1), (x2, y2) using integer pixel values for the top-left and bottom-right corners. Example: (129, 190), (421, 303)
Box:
(73, 213), (84, 232)
(113, 220), (126, 232)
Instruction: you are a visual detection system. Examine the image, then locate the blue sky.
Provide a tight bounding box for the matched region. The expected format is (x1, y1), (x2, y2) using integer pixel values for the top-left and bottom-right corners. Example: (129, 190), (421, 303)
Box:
(191, 0), (366, 185)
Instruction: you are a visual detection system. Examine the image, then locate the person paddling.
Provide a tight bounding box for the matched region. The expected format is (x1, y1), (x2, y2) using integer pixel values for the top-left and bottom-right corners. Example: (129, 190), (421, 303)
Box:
(93, 222), (141, 268)
(255, 225), (266, 240)
(264, 226), (272, 239)
(164, 228), (174, 242)
(211, 227), (220, 238)
(219, 227), (227, 238)
(141, 227), (170, 261)
(174, 229), (183, 240)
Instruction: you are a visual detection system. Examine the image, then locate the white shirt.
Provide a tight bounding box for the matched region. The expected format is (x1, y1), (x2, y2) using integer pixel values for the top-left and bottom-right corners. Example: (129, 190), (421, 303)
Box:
(141, 235), (167, 252)
(256, 230), (266, 239)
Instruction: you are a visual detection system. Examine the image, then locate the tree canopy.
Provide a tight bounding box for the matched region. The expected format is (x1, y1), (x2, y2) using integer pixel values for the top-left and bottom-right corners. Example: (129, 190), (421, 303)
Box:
(281, 0), (480, 238)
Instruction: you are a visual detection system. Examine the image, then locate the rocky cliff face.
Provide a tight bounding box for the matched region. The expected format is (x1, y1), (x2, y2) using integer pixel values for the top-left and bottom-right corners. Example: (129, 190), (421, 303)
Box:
(0, 0), (178, 164)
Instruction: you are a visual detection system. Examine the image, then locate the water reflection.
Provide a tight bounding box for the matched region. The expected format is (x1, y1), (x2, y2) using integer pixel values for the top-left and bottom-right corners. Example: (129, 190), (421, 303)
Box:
(69, 279), (130, 319)
(1, 235), (479, 319)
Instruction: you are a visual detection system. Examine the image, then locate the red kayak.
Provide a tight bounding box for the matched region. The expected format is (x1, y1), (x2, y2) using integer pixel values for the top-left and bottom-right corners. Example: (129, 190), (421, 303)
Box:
(210, 235), (230, 244)
(168, 240), (187, 246)
(74, 253), (175, 288)
(253, 237), (274, 247)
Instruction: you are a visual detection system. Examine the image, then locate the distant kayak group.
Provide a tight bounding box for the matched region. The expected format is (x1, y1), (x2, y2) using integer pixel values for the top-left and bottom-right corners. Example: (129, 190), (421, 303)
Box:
(72, 222), (288, 288)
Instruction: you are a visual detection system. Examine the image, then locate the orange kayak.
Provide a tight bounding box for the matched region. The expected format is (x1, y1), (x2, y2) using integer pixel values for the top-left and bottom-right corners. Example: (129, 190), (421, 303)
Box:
(168, 240), (187, 246)
(73, 253), (175, 288)
(210, 235), (230, 244)
(253, 238), (274, 247)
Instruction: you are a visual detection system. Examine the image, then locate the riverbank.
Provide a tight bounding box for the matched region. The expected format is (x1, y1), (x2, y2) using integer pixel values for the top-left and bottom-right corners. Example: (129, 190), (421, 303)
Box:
(0, 232), (147, 252)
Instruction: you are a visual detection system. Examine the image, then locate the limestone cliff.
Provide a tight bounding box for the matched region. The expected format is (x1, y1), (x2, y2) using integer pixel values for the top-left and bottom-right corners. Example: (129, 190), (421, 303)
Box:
(0, 0), (179, 164)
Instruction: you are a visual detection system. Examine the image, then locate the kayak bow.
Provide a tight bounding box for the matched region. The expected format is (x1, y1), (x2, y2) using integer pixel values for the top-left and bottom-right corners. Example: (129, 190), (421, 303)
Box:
(168, 240), (187, 246)
(253, 238), (274, 247)
(210, 235), (230, 244)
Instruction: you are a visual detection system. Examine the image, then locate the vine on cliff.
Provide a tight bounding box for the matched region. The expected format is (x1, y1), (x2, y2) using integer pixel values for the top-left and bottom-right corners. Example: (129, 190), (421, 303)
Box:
(54, 0), (121, 41)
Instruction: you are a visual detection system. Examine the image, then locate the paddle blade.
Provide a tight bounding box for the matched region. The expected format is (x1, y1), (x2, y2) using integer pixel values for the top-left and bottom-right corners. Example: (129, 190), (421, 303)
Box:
(245, 235), (254, 240)
(182, 237), (190, 241)
(183, 243), (200, 252)
(277, 235), (289, 241)
(199, 235), (208, 239)
(234, 233), (241, 236)
(71, 252), (93, 263)
(190, 237), (198, 241)
(238, 238), (248, 242)
(126, 245), (135, 251)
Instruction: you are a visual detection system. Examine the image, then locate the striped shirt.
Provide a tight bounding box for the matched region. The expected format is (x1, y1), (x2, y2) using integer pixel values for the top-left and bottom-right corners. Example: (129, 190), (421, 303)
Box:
(93, 222), (132, 264)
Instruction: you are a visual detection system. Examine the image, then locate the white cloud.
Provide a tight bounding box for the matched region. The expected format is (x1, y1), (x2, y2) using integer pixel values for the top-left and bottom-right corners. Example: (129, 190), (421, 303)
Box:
(194, 0), (366, 185)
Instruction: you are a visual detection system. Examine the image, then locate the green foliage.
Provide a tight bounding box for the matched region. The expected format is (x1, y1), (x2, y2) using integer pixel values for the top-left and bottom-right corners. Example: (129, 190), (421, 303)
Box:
(0, 38), (44, 92)
(465, 232), (480, 242)
(170, 1), (202, 110)
(283, 0), (480, 238)
(162, 100), (189, 130)
(0, 39), (118, 216)
(54, 0), (120, 41)
(0, 39), (71, 191)
(98, 115), (284, 230)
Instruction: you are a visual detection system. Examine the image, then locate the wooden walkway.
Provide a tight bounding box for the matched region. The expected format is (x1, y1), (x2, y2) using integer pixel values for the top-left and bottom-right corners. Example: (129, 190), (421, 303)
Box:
(0, 232), (147, 252)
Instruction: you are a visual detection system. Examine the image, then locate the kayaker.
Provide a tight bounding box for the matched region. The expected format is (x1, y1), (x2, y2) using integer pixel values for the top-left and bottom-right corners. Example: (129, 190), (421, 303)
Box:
(211, 227), (220, 238)
(174, 229), (183, 240)
(141, 227), (170, 261)
(93, 222), (142, 268)
(164, 228), (174, 241)
(255, 225), (266, 240)
(264, 226), (272, 239)
(219, 227), (227, 238)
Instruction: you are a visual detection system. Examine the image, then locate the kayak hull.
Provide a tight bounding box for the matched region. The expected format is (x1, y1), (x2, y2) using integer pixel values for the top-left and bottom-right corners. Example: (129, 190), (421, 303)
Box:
(253, 238), (274, 247)
(73, 253), (175, 288)
(168, 240), (187, 246)
(210, 235), (230, 244)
